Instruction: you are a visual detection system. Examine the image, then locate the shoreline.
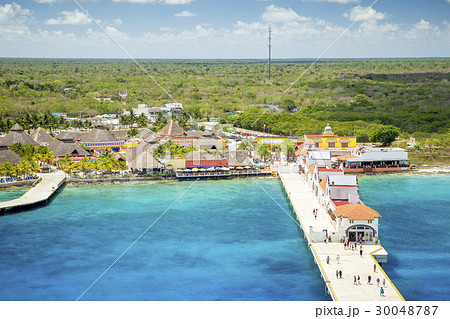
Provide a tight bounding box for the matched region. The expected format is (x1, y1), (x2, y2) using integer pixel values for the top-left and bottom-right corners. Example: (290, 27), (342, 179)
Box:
(0, 166), (448, 191)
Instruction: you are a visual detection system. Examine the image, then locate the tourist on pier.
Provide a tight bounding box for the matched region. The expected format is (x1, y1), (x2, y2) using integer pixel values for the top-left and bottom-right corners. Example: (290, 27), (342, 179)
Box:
(357, 275), (361, 285)
(326, 256), (330, 264)
(336, 270), (339, 278)
(382, 278), (386, 287)
(380, 287), (385, 296)
(353, 275), (357, 285)
(336, 255), (340, 264)
(360, 249), (363, 257)
(339, 270), (342, 279)
(368, 275), (372, 285)
(377, 278), (380, 286)
(374, 264), (377, 272)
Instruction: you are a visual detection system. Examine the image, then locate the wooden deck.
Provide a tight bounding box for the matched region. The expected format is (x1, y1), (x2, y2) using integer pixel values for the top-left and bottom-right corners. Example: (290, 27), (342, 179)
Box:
(0, 170), (66, 213)
(278, 164), (404, 301)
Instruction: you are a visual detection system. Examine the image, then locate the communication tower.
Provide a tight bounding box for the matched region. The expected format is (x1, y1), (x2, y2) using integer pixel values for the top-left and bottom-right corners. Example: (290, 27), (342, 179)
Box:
(268, 25), (272, 81)
(119, 90), (128, 112)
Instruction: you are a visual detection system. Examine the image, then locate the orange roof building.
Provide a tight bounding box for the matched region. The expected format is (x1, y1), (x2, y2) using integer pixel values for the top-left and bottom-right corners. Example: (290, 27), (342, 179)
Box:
(333, 203), (381, 242)
(335, 203), (381, 220)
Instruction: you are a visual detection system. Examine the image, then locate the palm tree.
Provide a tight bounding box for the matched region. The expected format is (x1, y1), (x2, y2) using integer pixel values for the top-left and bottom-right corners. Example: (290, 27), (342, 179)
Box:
(117, 160), (128, 176)
(257, 145), (271, 163)
(238, 138), (255, 152)
(59, 154), (77, 177)
(77, 157), (92, 177)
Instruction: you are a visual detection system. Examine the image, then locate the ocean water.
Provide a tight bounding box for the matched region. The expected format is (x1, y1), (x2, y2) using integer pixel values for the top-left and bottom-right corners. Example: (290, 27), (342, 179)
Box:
(0, 178), (324, 301)
(1, 174), (448, 301)
(358, 174), (450, 301)
(0, 187), (29, 202)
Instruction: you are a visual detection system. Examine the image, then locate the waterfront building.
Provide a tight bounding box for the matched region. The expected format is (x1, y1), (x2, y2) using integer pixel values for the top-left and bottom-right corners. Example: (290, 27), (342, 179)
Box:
(0, 146), (22, 165)
(184, 150), (227, 168)
(306, 150), (331, 168)
(129, 142), (164, 174)
(343, 147), (410, 172)
(80, 124), (124, 151)
(0, 124), (39, 147)
(256, 136), (303, 151)
(334, 203), (381, 243)
(304, 124), (356, 151)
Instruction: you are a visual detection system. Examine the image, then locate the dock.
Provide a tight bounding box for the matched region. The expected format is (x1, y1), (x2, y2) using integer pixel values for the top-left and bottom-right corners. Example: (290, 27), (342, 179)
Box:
(0, 170), (66, 213)
(278, 164), (404, 301)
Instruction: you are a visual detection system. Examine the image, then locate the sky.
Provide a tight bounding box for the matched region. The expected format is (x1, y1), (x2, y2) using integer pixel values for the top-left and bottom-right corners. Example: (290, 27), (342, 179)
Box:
(1, 0), (449, 59)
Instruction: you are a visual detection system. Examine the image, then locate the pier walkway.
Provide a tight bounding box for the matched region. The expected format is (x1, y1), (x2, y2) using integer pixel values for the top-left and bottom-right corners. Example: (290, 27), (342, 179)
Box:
(0, 170), (65, 213)
(278, 164), (403, 301)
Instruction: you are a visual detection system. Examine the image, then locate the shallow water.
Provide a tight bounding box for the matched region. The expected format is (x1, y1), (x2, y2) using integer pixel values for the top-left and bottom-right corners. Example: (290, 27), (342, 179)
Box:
(0, 187), (28, 202)
(0, 179), (324, 301)
(358, 174), (450, 301)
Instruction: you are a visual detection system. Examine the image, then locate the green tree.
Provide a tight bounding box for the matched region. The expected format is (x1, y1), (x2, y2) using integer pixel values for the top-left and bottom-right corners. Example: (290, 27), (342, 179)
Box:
(257, 145), (271, 162)
(370, 125), (401, 146)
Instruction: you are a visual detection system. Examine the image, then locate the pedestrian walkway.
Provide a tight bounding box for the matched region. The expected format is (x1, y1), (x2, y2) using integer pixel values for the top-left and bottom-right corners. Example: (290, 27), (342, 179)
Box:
(278, 164), (403, 301)
(0, 170), (65, 213)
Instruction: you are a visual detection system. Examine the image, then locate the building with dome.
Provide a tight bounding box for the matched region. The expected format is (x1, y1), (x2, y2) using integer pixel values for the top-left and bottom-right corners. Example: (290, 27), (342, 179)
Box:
(304, 124), (356, 150)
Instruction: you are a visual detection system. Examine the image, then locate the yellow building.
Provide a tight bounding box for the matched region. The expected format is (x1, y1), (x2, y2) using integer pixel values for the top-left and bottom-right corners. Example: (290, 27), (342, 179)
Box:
(256, 136), (303, 151)
(304, 124), (356, 149)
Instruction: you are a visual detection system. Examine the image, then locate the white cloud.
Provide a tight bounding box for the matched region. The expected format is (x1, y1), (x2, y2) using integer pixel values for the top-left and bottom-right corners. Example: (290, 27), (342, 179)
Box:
(45, 9), (92, 25)
(113, 18), (123, 26)
(0, 2), (32, 41)
(175, 11), (196, 17)
(262, 4), (309, 23)
(344, 6), (386, 21)
(111, 0), (195, 4)
(304, 0), (359, 3)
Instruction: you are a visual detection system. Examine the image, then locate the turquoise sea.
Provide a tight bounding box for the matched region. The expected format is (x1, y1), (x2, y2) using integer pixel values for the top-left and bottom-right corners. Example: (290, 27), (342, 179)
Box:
(0, 178), (323, 301)
(358, 174), (450, 301)
(0, 174), (448, 301)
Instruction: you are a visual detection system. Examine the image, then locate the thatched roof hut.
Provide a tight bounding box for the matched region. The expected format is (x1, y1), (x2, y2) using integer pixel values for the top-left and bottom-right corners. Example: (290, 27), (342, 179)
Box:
(0, 123), (39, 147)
(0, 146), (22, 164)
(30, 127), (55, 146)
(130, 142), (163, 171)
(80, 125), (118, 143)
(157, 120), (186, 137)
(220, 150), (252, 166)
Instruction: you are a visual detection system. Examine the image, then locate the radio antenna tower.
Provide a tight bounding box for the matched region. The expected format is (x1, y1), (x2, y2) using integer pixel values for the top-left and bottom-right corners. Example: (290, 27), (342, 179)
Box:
(119, 90), (128, 112)
(268, 25), (272, 81)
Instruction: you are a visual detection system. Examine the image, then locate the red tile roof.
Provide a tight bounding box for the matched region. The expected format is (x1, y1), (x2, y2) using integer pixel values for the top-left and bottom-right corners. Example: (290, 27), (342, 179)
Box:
(334, 203), (381, 220)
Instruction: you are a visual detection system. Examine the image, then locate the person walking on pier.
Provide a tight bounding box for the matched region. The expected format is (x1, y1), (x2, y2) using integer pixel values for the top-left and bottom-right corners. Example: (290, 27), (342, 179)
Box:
(353, 275), (357, 285)
(377, 278), (380, 286)
(374, 264), (377, 272)
(382, 278), (386, 287)
(326, 256), (330, 264)
(336, 255), (340, 264)
(360, 247), (363, 257)
(357, 275), (361, 285)
(380, 287), (385, 296)
(336, 270), (339, 278)
(339, 270), (342, 279)
(367, 275), (372, 285)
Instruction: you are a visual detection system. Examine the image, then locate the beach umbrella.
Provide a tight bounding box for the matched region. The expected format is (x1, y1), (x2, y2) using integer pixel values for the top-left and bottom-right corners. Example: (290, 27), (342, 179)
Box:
(252, 165), (260, 169)
(207, 167), (215, 171)
(184, 169), (191, 172)
(228, 167), (235, 170)
(244, 166), (251, 169)
(191, 167), (199, 172)
(199, 168), (206, 171)
(236, 166), (244, 170)
(222, 167), (230, 171)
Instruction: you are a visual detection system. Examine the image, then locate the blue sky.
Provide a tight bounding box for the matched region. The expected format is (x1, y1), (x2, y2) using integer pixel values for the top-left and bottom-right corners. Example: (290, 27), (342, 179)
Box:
(1, 0), (449, 58)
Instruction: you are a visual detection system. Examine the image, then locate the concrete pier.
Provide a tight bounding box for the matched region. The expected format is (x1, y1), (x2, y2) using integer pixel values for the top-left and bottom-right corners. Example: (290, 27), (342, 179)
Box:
(278, 164), (404, 301)
(0, 170), (65, 213)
